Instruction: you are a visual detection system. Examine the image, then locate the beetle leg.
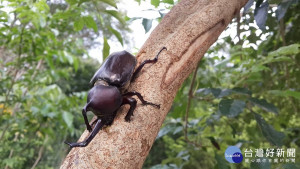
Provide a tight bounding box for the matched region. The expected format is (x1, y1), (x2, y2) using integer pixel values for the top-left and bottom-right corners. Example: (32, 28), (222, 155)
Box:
(131, 47), (167, 82)
(82, 104), (92, 132)
(122, 97), (137, 122)
(123, 91), (160, 108)
(64, 119), (105, 148)
(105, 112), (117, 126)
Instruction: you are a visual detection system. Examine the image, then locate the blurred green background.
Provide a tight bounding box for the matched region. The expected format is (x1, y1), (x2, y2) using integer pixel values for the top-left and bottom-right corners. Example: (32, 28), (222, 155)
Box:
(0, 0), (299, 169)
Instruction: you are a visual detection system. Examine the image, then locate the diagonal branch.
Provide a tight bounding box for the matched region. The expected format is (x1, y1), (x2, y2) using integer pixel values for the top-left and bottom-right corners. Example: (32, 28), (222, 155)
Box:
(184, 61), (201, 147)
(60, 0), (249, 168)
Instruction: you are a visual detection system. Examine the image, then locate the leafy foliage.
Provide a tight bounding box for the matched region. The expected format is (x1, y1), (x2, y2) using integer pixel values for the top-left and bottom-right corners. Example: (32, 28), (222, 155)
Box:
(0, 0), (128, 168)
(133, 0), (176, 33)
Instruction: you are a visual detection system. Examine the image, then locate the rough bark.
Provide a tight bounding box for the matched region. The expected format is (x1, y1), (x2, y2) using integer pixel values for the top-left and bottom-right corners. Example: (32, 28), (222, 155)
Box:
(61, 0), (248, 168)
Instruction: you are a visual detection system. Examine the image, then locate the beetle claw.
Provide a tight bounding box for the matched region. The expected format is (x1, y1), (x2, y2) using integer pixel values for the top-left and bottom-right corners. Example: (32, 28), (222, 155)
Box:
(125, 116), (131, 122)
(64, 141), (73, 148)
(148, 103), (160, 109)
(154, 104), (160, 109)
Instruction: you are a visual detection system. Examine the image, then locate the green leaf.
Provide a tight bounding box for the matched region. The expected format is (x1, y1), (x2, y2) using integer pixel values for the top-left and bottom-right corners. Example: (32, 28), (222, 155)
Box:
(249, 98), (279, 114)
(268, 44), (300, 57)
(263, 56), (293, 64)
(219, 99), (245, 118)
(99, 0), (117, 8)
(35, 1), (50, 12)
(64, 51), (73, 64)
(156, 124), (177, 139)
(102, 37), (110, 60)
(268, 90), (300, 100)
(104, 10), (125, 25)
(173, 126), (183, 134)
(142, 18), (153, 33)
(31, 106), (39, 115)
(162, 0), (174, 5)
(254, 1), (269, 30)
(250, 65), (270, 73)
(73, 56), (79, 72)
(151, 0), (160, 7)
(206, 88), (232, 98)
(231, 87), (252, 95)
(45, 56), (54, 70)
(210, 88), (221, 97)
(39, 15), (46, 28)
(78, 0), (89, 6)
(276, 0), (298, 20)
(107, 26), (123, 46)
(66, 0), (78, 6)
(214, 153), (230, 169)
(83, 16), (98, 33)
(53, 10), (79, 19)
(254, 113), (285, 146)
(217, 89), (232, 98)
(196, 88), (212, 96)
(244, 0), (254, 14)
(284, 90), (300, 100)
(74, 17), (84, 31)
(63, 111), (74, 128)
(3, 158), (15, 168)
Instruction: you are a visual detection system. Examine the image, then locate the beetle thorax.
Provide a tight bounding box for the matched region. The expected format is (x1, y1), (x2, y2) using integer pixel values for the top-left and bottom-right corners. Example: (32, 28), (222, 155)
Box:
(87, 84), (122, 117)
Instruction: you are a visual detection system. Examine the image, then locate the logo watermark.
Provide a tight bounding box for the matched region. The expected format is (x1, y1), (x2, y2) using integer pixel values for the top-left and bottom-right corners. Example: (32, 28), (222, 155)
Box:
(225, 146), (243, 163)
(224, 146), (297, 164)
(244, 148), (296, 164)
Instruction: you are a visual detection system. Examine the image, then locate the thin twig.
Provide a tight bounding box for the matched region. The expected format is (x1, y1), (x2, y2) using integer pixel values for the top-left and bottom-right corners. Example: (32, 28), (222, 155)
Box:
(31, 146), (44, 169)
(279, 18), (286, 46)
(4, 133), (18, 169)
(4, 149), (14, 169)
(236, 11), (241, 45)
(184, 62), (201, 147)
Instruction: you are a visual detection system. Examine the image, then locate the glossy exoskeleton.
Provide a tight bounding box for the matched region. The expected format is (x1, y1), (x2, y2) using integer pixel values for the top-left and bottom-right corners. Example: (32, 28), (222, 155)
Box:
(65, 47), (167, 148)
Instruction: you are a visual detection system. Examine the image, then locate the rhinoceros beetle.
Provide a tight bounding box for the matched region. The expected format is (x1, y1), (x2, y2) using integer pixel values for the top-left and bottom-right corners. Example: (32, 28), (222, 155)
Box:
(65, 47), (167, 148)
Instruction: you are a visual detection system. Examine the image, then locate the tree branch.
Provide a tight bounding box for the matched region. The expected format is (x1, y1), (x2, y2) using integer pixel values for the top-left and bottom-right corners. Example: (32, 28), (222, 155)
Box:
(184, 62), (201, 147)
(31, 146), (44, 169)
(60, 0), (249, 168)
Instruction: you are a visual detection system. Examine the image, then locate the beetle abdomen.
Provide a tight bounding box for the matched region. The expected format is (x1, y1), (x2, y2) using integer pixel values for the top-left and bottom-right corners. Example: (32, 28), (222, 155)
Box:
(86, 85), (122, 117)
(90, 51), (136, 88)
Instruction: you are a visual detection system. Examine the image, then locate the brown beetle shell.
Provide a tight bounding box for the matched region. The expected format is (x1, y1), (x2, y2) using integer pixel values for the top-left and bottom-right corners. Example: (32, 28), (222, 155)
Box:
(90, 51), (136, 89)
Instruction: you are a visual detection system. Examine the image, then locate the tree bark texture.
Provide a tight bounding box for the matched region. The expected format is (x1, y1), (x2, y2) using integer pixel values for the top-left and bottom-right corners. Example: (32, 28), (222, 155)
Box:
(61, 0), (249, 168)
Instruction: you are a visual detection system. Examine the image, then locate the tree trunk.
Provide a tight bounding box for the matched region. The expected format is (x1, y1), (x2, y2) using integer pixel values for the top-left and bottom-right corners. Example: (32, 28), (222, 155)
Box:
(60, 0), (248, 168)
